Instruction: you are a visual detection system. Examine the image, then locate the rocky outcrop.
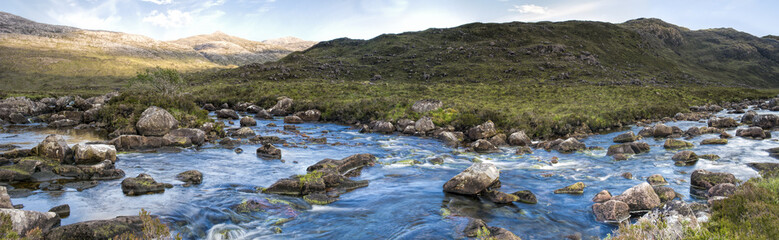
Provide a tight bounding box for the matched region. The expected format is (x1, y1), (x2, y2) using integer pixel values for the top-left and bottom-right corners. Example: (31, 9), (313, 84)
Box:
(120, 173), (173, 196)
(72, 144), (116, 165)
(135, 106), (179, 136)
(466, 121), (497, 140)
(612, 182), (661, 212)
(0, 209), (60, 236)
(44, 216), (145, 239)
(443, 162), (499, 195)
(592, 200), (630, 223)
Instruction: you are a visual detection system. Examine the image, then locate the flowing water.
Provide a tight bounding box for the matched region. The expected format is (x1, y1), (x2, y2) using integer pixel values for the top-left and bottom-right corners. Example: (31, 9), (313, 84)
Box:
(3, 107), (778, 240)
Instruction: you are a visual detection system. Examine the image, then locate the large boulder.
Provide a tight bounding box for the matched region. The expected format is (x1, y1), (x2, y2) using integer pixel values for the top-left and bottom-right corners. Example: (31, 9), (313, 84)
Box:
(414, 117), (435, 133)
(471, 139), (498, 153)
(691, 169), (737, 191)
(411, 99), (442, 113)
(466, 121), (497, 140)
(163, 128), (206, 146)
(216, 109), (239, 119)
(295, 109), (322, 122)
(592, 200), (630, 223)
(753, 114), (779, 129)
(612, 182), (661, 212)
(437, 131), (464, 146)
(135, 106), (179, 136)
(613, 131), (640, 143)
(256, 143), (281, 159)
(508, 131), (531, 146)
(33, 134), (72, 163)
(736, 127), (771, 139)
(45, 216), (145, 239)
(268, 97), (293, 116)
(443, 162), (499, 195)
(741, 110), (757, 124)
(606, 142), (650, 156)
(109, 135), (171, 151)
(121, 173), (172, 196)
(707, 117), (739, 128)
(0, 209), (60, 236)
(72, 144), (117, 165)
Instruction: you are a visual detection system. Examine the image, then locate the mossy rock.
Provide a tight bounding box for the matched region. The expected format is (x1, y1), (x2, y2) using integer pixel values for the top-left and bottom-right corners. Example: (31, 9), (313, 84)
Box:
(699, 154), (721, 160)
(701, 138), (728, 145)
(554, 182), (585, 194)
(664, 139), (694, 149)
(303, 193), (338, 205)
(647, 174), (668, 186)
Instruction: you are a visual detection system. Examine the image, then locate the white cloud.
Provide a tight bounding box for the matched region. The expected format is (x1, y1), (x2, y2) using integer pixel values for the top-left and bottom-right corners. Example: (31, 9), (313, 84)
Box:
(142, 10), (193, 28)
(46, 0), (123, 30)
(140, 0), (173, 4)
(509, 4), (547, 14)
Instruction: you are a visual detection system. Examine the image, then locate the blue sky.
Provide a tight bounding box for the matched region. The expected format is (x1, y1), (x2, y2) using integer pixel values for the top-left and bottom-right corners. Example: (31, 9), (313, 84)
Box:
(1, 0), (777, 41)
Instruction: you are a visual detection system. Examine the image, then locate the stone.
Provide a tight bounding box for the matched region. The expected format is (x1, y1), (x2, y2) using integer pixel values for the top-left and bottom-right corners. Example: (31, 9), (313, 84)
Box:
(554, 138), (586, 153)
(613, 132), (640, 143)
(612, 182), (661, 212)
(411, 99), (442, 113)
(707, 183), (736, 197)
(652, 186), (678, 203)
(592, 200), (630, 223)
(414, 117), (435, 133)
(0, 186), (12, 209)
(508, 131), (532, 146)
(368, 121), (394, 133)
(512, 190), (537, 204)
(707, 117), (739, 128)
(701, 138), (728, 145)
(516, 146), (533, 155)
(466, 120), (497, 140)
(699, 154), (720, 160)
(690, 169), (737, 191)
(246, 105), (263, 114)
(753, 114), (779, 129)
(622, 172), (633, 179)
(216, 109), (240, 119)
(592, 190), (612, 203)
(163, 128), (206, 146)
(0, 209), (60, 236)
(48, 204), (70, 218)
(554, 182), (585, 194)
(436, 131), (463, 146)
(471, 139), (498, 153)
(176, 170), (203, 186)
(268, 97), (293, 116)
(736, 127), (771, 139)
(284, 115), (304, 124)
(203, 103), (216, 111)
(72, 144), (116, 165)
(607, 142), (650, 156)
(747, 162), (779, 177)
(256, 109), (273, 119)
(109, 135), (171, 151)
(33, 134), (72, 163)
(442, 162), (500, 195)
(647, 174), (668, 186)
(663, 139), (693, 149)
(135, 106), (179, 136)
(120, 173), (172, 196)
(256, 143), (281, 159)
(295, 109), (321, 122)
(44, 216), (145, 239)
(612, 154), (628, 161)
(232, 127), (255, 138)
(639, 123), (673, 138)
(482, 190), (519, 204)
(488, 134), (507, 146)
(672, 151), (698, 165)
(240, 117), (257, 127)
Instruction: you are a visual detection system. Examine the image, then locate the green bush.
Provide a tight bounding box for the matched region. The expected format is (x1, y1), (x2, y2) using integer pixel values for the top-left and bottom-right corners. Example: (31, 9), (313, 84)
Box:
(129, 67), (185, 96)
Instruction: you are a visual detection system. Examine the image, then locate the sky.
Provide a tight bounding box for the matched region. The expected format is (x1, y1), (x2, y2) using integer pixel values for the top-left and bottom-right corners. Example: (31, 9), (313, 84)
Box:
(1, 0), (777, 42)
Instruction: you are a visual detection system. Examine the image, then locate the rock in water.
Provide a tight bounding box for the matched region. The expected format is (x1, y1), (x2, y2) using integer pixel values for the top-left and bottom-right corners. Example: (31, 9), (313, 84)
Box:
(554, 182), (585, 194)
(612, 182), (661, 212)
(33, 134), (72, 163)
(48, 204), (70, 218)
(466, 121), (497, 140)
(240, 117), (257, 127)
(512, 190), (537, 204)
(647, 174), (668, 186)
(0, 209), (60, 236)
(690, 169), (737, 191)
(592, 190), (612, 203)
(471, 139), (498, 153)
(72, 144), (116, 165)
(45, 216), (145, 239)
(256, 143), (282, 159)
(663, 139), (693, 149)
(284, 115), (304, 124)
(295, 109), (322, 122)
(701, 138), (727, 145)
(707, 117), (738, 128)
(592, 200), (630, 223)
(482, 190), (519, 204)
(176, 170), (203, 186)
(120, 173), (173, 196)
(606, 142), (650, 156)
(508, 131), (532, 146)
(443, 162), (500, 195)
(269, 97), (293, 116)
(672, 151), (698, 165)
(613, 132), (640, 143)
(163, 128), (206, 146)
(135, 106), (179, 136)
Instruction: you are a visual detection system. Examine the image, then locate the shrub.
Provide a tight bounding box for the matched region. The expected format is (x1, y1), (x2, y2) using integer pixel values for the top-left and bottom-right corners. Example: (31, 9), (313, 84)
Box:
(129, 67), (185, 96)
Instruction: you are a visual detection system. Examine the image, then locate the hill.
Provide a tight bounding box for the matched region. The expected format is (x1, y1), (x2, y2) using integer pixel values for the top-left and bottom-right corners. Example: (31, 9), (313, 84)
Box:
(0, 12), (315, 95)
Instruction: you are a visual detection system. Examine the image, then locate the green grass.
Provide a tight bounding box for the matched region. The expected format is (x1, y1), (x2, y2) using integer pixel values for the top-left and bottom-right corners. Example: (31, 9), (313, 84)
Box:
(97, 91), (212, 133)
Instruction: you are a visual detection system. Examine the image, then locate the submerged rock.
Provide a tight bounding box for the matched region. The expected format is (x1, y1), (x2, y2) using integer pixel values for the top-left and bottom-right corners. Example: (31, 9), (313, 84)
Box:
(512, 190), (537, 204)
(592, 200), (630, 223)
(482, 190), (519, 204)
(135, 106), (179, 136)
(554, 182), (585, 194)
(701, 138), (727, 145)
(443, 162), (500, 195)
(120, 173), (173, 196)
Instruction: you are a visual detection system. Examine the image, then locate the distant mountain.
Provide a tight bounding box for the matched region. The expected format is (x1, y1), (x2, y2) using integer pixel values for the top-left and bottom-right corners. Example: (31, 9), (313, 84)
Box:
(0, 12), (316, 93)
(220, 18), (778, 88)
(170, 32), (315, 66)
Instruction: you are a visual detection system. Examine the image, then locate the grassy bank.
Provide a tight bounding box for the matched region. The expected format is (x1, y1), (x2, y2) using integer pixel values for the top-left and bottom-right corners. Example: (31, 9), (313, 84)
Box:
(189, 78), (777, 139)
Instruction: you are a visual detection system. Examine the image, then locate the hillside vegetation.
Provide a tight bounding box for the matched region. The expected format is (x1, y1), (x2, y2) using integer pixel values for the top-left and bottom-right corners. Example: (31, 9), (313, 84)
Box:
(0, 11), (315, 95)
(189, 19), (778, 138)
